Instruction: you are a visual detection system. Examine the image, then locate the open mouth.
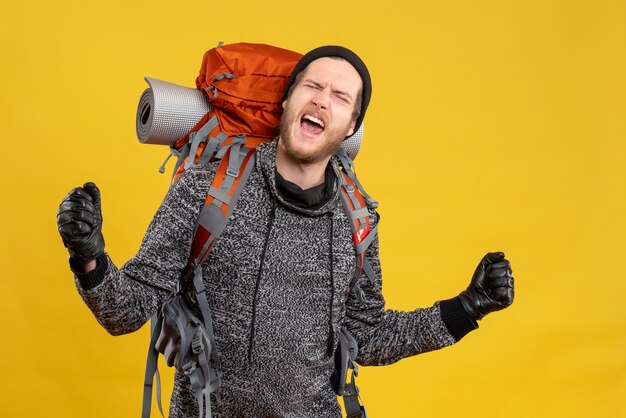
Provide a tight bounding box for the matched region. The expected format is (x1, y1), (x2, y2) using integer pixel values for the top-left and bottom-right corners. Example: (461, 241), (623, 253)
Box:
(300, 114), (325, 136)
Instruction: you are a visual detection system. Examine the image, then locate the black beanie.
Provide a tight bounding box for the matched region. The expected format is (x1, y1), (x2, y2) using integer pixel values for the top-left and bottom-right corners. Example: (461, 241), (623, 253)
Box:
(282, 45), (372, 135)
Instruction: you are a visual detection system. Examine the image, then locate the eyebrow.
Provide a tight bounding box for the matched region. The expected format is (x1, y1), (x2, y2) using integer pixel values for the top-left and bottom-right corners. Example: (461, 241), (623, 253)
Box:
(305, 79), (353, 102)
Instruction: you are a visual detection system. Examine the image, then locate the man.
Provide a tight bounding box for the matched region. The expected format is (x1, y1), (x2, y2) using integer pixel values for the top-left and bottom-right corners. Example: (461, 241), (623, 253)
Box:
(57, 46), (514, 418)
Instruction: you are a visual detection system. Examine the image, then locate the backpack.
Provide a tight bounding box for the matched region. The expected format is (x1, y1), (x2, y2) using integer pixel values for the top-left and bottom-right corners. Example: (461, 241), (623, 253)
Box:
(138, 42), (377, 418)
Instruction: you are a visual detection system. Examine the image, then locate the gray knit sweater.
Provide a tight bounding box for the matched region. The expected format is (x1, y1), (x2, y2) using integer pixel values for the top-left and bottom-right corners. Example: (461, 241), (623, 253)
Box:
(74, 140), (472, 418)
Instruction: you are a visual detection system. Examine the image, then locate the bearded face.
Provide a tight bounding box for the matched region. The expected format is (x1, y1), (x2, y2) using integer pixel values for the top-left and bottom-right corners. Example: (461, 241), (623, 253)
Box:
(278, 57), (361, 166)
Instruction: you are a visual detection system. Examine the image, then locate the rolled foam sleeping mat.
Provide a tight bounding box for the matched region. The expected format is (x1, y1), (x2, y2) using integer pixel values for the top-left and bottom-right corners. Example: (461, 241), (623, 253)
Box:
(135, 77), (364, 160)
(136, 77), (210, 146)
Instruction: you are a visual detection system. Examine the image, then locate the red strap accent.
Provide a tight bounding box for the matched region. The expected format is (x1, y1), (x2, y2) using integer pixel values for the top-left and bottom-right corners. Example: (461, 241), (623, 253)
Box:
(353, 223), (371, 247)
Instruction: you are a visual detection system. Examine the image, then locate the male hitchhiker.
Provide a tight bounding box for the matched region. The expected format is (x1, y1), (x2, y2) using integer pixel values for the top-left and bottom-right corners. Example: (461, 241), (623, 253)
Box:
(57, 45), (515, 417)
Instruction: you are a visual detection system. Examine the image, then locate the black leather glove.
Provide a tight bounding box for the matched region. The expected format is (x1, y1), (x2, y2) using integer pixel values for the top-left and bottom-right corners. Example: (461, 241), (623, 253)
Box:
(57, 182), (105, 264)
(458, 252), (515, 321)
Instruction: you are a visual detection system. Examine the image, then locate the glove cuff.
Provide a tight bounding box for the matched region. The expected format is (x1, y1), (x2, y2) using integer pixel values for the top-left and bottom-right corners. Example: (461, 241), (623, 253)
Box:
(440, 297), (478, 342)
(69, 253), (108, 290)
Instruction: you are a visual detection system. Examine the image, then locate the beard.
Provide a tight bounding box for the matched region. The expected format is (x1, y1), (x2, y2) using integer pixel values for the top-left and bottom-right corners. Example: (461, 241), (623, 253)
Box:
(278, 104), (347, 165)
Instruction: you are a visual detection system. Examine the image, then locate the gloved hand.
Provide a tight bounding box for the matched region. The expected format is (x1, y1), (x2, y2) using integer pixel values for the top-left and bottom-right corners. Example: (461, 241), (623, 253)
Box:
(458, 252), (514, 321)
(57, 182), (105, 264)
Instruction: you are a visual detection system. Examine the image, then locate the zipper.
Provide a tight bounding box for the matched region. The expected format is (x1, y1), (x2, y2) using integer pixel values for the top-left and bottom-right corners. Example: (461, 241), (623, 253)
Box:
(248, 202), (277, 360)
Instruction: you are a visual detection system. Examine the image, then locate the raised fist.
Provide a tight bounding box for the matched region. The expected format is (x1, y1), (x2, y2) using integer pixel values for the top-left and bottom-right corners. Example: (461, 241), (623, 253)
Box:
(458, 252), (515, 321)
(57, 182), (105, 264)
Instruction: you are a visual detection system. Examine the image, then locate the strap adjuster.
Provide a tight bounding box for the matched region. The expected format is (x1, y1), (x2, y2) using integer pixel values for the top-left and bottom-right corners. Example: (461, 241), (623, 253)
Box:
(226, 166), (240, 178)
(192, 333), (204, 354)
(182, 361), (197, 375)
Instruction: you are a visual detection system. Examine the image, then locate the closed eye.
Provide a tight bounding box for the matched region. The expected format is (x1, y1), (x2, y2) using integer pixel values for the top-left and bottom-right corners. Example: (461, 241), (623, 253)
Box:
(334, 93), (351, 104)
(303, 82), (323, 90)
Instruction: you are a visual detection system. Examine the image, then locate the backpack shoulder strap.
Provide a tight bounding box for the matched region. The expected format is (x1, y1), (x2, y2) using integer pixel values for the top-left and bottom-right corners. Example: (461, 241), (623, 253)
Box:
(335, 149), (379, 299)
(179, 136), (256, 365)
(334, 149), (375, 418)
(181, 136), (256, 287)
(181, 135), (257, 396)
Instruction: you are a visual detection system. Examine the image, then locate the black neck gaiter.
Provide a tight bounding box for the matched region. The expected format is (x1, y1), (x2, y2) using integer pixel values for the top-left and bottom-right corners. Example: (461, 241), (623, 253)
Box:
(275, 164), (335, 211)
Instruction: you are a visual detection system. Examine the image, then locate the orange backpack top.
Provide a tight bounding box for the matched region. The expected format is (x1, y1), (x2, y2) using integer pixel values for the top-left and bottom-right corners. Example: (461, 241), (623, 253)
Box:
(169, 43), (302, 183)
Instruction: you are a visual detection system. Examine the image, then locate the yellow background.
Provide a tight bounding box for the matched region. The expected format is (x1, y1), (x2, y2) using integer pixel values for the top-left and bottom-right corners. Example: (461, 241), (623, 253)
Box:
(1, 0), (624, 417)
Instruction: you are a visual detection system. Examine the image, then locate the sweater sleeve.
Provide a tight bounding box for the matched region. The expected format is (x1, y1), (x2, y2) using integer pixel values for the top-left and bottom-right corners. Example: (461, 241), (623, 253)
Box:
(343, 214), (477, 366)
(74, 168), (213, 336)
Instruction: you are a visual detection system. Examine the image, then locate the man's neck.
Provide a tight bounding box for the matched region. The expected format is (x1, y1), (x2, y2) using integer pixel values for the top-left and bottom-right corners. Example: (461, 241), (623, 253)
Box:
(275, 141), (331, 190)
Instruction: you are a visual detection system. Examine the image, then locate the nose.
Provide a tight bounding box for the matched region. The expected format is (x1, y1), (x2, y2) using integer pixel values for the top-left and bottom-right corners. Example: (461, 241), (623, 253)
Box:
(312, 87), (330, 110)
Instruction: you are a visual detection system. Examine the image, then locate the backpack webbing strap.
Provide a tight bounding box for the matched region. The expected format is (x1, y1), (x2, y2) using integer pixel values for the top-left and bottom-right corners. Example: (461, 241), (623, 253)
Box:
(185, 115), (220, 170)
(338, 170), (378, 296)
(198, 132), (228, 166)
(183, 328), (214, 418)
(159, 148), (179, 174)
(343, 361), (367, 418)
(335, 327), (367, 418)
(181, 139), (256, 289)
(166, 109), (224, 183)
(205, 73), (236, 99)
(335, 148), (378, 209)
(142, 314), (165, 418)
(169, 144), (188, 180)
(362, 258), (376, 287)
(191, 269), (222, 387)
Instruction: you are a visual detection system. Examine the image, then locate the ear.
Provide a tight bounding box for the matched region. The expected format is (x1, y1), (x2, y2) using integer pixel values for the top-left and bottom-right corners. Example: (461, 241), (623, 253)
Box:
(346, 119), (357, 138)
(282, 100), (287, 110)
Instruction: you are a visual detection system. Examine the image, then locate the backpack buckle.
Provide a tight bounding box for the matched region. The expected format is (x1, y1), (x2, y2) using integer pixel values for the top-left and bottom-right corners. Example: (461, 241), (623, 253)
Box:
(192, 333), (205, 354)
(182, 361), (197, 376)
(226, 166), (240, 178)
